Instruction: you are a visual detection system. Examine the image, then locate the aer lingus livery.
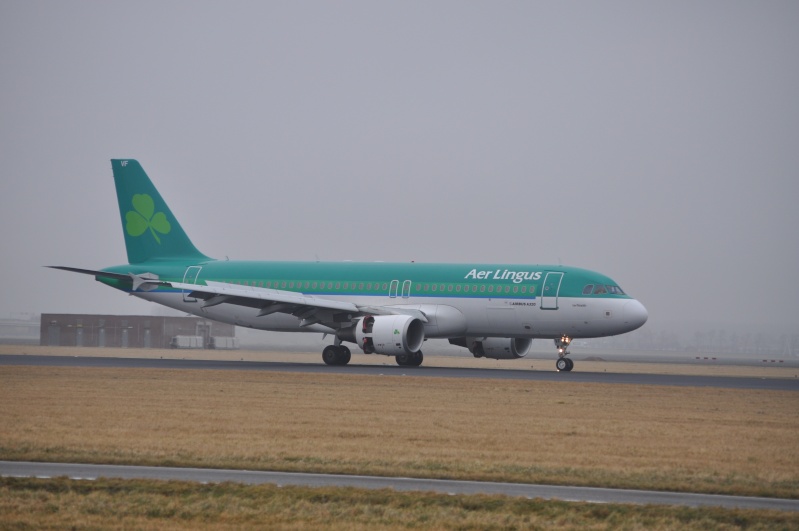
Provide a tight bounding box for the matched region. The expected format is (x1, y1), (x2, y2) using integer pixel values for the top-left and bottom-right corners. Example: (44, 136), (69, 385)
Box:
(51, 160), (648, 371)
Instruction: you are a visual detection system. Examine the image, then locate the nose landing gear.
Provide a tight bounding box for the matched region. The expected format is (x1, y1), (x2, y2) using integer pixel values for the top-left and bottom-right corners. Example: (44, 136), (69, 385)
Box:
(555, 335), (574, 372)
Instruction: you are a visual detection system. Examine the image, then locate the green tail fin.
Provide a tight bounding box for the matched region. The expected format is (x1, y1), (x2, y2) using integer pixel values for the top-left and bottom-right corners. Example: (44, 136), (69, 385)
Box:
(112, 159), (210, 264)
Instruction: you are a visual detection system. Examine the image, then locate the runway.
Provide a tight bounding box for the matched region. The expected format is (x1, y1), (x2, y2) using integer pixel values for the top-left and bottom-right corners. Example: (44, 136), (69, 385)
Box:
(1, 354), (797, 391)
(2, 461), (797, 512)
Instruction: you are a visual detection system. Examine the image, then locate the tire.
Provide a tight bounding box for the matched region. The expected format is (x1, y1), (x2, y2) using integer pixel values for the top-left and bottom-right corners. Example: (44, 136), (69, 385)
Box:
(338, 346), (351, 365)
(556, 358), (569, 372)
(397, 351), (423, 367)
(322, 345), (340, 366)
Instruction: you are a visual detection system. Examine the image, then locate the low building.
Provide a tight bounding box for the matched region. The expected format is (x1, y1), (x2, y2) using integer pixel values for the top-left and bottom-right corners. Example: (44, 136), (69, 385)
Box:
(40, 314), (236, 349)
(0, 315), (40, 345)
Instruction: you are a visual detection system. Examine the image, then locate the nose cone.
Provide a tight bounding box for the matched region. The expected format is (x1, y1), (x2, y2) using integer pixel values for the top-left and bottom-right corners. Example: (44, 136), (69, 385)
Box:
(623, 300), (648, 331)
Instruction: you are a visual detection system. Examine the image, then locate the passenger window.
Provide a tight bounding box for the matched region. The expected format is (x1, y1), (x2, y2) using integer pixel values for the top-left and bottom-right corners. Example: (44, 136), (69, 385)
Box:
(480, 285), (486, 292)
(513, 286), (518, 293)
(583, 284), (594, 295)
(456, 285), (461, 292)
(335, 282), (340, 289)
(488, 285), (494, 293)
(432, 284), (437, 292)
(521, 286), (527, 293)
(504, 286), (510, 293)
(472, 285), (477, 292)
(593, 285), (607, 295)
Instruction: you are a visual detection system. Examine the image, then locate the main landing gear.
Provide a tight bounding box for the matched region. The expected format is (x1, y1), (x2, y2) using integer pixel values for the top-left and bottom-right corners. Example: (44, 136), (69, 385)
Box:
(322, 344), (351, 366)
(555, 335), (574, 372)
(322, 345), (424, 367)
(396, 351), (423, 367)
(321, 343), (424, 368)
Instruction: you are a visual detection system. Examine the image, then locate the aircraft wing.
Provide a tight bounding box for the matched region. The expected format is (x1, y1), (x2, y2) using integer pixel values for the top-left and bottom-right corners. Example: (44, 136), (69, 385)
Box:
(48, 267), (427, 328)
(168, 280), (428, 327)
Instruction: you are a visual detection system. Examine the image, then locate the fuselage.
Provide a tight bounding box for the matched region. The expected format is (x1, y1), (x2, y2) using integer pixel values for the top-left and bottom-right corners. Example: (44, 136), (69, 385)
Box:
(101, 259), (648, 340)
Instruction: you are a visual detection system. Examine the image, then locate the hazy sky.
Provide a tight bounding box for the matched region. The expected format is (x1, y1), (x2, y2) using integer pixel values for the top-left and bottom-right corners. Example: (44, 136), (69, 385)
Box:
(1, 1), (797, 333)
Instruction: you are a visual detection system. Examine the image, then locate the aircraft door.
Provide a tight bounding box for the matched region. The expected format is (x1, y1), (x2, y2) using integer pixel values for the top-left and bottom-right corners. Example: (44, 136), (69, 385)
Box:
(401, 280), (412, 299)
(182, 266), (202, 302)
(540, 272), (564, 310)
(389, 280), (399, 298)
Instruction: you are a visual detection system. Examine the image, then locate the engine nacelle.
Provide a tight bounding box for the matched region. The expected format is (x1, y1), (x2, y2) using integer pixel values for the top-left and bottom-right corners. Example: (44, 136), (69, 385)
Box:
(451, 337), (532, 360)
(354, 315), (425, 356)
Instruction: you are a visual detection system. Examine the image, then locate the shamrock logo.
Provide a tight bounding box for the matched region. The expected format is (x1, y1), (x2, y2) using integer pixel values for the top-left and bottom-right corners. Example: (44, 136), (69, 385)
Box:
(126, 194), (171, 244)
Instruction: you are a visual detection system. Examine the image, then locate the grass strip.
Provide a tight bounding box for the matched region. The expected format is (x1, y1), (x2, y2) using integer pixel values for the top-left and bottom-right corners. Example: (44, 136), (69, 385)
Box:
(2, 477), (798, 530)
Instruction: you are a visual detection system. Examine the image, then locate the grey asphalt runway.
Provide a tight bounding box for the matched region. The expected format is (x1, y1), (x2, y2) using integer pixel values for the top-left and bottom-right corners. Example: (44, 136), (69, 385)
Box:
(2, 461), (797, 512)
(1, 354), (797, 391)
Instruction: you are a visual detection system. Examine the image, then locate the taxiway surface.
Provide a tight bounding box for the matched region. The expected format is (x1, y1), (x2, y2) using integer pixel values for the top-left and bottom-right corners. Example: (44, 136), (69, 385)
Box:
(1, 354), (797, 391)
(2, 461), (797, 512)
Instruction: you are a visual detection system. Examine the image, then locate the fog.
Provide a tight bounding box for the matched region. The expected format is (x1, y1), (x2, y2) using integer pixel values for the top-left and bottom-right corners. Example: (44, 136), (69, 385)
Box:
(1, 2), (797, 344)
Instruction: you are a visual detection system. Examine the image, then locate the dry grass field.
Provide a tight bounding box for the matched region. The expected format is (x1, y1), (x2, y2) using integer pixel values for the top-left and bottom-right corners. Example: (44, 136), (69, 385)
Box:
(1, 360), (797, 499)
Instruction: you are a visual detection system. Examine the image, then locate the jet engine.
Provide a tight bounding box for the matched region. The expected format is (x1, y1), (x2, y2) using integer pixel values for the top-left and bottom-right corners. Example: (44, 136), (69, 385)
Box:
(449, 337), (532, 359)
(350, 315), (425, 356)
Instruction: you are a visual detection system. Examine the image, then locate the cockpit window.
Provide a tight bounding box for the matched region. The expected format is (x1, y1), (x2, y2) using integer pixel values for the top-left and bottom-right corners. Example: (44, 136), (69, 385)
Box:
(593, 285), (608, 295)
(582, 284), (594, 295)
(606, 285), (625, 295)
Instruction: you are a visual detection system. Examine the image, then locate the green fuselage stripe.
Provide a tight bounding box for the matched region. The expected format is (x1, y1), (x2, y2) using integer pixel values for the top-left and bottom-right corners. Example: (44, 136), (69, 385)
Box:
(100, 261), (632, 301)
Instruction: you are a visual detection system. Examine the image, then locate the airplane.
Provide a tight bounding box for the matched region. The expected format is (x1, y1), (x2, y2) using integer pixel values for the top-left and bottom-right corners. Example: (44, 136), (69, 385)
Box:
(51, 160), (648, 371)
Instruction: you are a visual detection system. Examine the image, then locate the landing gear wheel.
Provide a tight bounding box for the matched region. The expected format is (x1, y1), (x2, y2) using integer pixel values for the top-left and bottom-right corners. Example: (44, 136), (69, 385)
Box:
(338, 346), (351, 365)
(322, 345), (351, 366)
(322, 345), (339, 365)
(396, 351), (423, 367)
(556, 357), (574, 372)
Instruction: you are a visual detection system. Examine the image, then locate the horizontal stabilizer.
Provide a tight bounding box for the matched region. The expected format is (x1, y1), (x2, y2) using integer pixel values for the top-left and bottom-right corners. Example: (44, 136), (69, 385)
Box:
(48, 266), (164, 291)
(47, 266), (131, 281)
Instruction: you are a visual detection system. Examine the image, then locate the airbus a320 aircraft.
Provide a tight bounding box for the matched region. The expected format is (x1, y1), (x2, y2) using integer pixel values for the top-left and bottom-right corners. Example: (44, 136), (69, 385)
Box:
(51, 160), (648, 371)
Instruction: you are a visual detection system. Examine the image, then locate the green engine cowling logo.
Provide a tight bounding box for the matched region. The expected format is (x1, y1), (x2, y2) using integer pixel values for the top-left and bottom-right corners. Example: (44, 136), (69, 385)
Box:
(126, 194), (171, 244)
